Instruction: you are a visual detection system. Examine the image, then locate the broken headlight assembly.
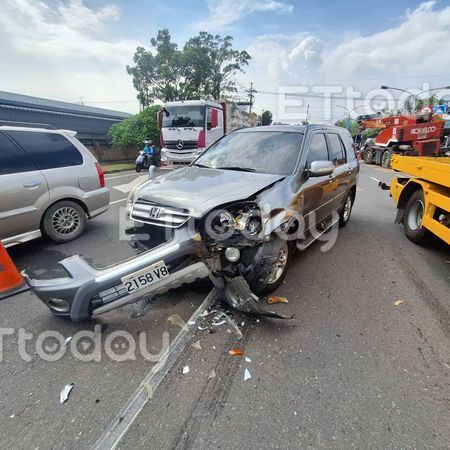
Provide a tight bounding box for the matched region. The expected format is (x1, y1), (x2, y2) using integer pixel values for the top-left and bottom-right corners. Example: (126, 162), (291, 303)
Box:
(204, 203), (262, 241)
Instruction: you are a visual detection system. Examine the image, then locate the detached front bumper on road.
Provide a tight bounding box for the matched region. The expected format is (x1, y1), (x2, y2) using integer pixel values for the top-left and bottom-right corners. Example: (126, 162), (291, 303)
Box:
(22, 228), (209, 321)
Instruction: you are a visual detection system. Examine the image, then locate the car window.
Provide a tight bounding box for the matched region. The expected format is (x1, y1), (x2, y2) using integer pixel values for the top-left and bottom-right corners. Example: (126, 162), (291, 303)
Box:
(344, 134), (357, 160)
(306, 133), (329, 168)
(194, 131), (304, 175)
(7, 131), (83, 170)
(0, 132), (36, 175)
(327, 133), (346, 166)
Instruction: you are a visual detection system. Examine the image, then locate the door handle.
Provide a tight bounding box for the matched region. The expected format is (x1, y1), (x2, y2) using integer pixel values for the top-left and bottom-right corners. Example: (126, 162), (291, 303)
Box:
(23, 180), (42, 188)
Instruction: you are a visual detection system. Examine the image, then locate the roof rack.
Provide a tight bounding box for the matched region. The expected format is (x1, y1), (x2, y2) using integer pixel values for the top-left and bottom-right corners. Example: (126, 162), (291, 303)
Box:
(0, 120), (57, 130)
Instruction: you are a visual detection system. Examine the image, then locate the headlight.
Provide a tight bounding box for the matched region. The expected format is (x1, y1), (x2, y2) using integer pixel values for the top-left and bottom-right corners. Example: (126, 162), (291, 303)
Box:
(204, 203), (262, 240)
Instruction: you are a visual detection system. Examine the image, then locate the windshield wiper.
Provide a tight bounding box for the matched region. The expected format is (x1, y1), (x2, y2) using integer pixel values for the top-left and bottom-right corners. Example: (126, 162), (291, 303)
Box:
(216, 166), (256, 172)
(191, 163), (212, 168)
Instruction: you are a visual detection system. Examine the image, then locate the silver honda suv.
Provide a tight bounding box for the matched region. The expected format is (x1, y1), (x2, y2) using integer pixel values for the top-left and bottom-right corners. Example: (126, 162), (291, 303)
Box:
(0, 125), (110, 247)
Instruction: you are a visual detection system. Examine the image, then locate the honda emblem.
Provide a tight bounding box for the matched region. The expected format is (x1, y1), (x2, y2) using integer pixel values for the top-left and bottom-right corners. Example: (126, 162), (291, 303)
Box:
(149, 207), (161, 218)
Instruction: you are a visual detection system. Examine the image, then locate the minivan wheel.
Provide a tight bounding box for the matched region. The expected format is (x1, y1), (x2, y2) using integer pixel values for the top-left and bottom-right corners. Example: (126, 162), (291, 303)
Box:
(42, 201), (87, 243)
(339, 192), (354, 227)
(241, 238), (293, 295)
(404, 190), (429, 245)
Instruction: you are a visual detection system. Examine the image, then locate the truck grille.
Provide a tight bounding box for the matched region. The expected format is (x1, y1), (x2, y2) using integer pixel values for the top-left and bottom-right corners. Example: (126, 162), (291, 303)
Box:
(130, 200), (190, 228)
(165, 140), (198, 151)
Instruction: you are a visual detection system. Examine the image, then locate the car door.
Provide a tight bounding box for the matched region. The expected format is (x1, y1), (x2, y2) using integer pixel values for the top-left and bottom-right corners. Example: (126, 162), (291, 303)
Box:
(325, 132), (350, 213)
(300, 132), (337, 230)
(0, 131), (49, 241)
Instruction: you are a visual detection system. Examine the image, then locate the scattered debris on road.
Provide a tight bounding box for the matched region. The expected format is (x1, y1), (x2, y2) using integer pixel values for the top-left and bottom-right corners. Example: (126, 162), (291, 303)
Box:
(267, 295), (288, 304)
(191, 340), (202, 351)
(394, 300), (405, 306)
(208, 369), (216, 380)
(182, 366), (190, 374)
(60, 383), (74, 404)
(168, 314), (186, 329)
(143, 382), (153, 399)
(245, 356), (252, 363)
(228, 349), (244, 356)
(244, 368), (252, 381)
(65, 336), (72, 345)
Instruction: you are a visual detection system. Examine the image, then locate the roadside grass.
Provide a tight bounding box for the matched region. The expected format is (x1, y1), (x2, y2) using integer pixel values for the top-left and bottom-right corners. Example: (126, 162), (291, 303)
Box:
(100, 161), (135, 174)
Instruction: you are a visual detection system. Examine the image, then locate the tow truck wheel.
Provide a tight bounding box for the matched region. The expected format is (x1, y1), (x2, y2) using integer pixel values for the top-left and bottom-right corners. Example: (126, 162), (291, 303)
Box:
(364, 148), (374, 164)
(381, 150), (392, 168)
(404, 190), (429, 245)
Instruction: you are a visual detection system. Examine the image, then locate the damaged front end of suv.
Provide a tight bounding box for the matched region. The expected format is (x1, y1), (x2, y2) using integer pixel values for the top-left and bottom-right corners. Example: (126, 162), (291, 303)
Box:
(23, 126), (357, 321)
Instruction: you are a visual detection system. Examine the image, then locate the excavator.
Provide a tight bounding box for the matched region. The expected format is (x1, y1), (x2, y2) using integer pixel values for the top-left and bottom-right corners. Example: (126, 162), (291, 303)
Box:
(359, 108), (446, 168)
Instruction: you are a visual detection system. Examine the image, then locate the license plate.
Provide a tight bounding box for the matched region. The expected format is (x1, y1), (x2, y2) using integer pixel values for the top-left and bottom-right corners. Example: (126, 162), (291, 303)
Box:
(121, 261), (169, 294)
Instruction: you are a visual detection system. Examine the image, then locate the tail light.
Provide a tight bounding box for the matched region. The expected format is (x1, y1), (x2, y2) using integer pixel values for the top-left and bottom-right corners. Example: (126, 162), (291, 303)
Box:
(95, 162), (105, 188)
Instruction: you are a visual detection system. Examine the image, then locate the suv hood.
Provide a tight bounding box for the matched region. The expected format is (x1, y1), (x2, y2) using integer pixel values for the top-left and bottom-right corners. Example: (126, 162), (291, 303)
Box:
(135, 166), (284, 217)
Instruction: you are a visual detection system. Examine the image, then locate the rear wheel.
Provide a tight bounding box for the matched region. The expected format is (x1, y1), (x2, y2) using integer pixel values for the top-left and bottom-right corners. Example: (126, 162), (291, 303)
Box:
(339, 191), (354, 227)
(381, 150), (392, 168)
(404, 190), (429, 244)
(364, 147), (374, 164)
(42, 200), (87, 243)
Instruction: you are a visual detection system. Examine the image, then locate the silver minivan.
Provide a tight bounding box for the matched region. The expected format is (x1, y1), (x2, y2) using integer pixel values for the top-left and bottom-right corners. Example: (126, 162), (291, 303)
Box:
(0, 125), (110, 247)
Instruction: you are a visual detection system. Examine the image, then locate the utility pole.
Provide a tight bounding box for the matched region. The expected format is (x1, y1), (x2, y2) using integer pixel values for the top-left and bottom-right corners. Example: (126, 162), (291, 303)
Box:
(305, 104), (310, 124)
(248, 82), (256, 113)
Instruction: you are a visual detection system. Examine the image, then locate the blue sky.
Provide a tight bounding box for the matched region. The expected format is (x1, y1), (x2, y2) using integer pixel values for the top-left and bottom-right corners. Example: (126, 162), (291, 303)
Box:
(1, 0), (450, 121)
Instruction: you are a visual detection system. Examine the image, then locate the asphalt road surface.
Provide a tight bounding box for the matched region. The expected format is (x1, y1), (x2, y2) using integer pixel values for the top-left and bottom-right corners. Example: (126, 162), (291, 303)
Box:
(1, 164), (449, 449)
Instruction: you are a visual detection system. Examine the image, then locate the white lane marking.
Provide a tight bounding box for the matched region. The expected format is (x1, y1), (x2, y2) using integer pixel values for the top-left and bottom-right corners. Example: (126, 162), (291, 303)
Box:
(105, 172), (138, 180)
(113, 175), (147, 193)
(92, 288), (219, 450)
(370, 176), (381, 183)
(109, 198), (127, 205)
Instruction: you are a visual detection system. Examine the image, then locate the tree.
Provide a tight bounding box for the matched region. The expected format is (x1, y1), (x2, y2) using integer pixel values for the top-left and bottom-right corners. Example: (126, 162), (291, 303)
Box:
(182, 32), (251, 99)
(127, 29), (251, 105)
(334, 118), (359, 136)
(108, 105), (160, 149)
(261, 110), (273, 126)
(126, 29), (183, 107)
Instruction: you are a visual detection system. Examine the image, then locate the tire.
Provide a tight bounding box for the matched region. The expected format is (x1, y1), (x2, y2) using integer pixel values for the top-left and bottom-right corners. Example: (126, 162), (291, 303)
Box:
(364, 147), (374, 164)
(42, 200), (87, 243)
(381, 150), (392, 168)
(339, 191), (354, 227)
(135, 164), (142, 173)
(404, 190), (429, 244)
(241, 238), (293, 295)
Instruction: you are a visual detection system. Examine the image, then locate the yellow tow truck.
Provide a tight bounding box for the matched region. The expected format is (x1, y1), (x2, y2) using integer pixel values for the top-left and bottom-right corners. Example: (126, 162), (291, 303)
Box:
(389, 155), (450, 245)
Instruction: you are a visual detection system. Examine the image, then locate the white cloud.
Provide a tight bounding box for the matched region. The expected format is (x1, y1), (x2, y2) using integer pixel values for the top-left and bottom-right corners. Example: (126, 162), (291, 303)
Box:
(195, 0), (294, 31)
(0, 0), (141, 112)
(246, 1), (450, 121)
(322, 1), (450, 80)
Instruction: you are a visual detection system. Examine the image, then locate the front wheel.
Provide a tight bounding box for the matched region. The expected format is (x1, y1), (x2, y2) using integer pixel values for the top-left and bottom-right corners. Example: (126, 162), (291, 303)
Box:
(135, 164), (142, 173)
(404, 190), (429, 244)
(241, 238), (293, 295)
(42, 200), (87, 243)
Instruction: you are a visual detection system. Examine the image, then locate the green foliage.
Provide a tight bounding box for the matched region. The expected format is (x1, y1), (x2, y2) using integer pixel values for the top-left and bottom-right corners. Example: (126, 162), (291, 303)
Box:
(261, 110), (273, 126)
(127, 29), (251, 106)
(108, 105), (160, 149)
(334, 118), (359, 136)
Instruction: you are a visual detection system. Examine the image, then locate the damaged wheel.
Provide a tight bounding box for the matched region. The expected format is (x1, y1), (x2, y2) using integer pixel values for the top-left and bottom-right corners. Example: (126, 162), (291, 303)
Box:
(241, 238), (293, 295)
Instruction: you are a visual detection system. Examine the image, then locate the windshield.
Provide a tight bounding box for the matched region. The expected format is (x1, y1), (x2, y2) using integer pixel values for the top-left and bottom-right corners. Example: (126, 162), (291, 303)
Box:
(194, 131), (304, 175)
(162, 105), (206, 128)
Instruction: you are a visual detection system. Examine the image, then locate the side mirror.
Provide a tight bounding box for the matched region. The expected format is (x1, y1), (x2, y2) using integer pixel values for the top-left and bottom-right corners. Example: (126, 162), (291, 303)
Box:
(309, 160), (335, 177)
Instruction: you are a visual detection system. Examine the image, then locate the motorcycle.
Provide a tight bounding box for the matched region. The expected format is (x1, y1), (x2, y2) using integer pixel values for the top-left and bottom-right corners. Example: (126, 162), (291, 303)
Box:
(135, 150), (150, 172)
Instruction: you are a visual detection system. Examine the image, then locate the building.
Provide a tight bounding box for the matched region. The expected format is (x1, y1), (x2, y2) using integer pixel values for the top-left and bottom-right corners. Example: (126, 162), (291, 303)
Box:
(0, 91), (131, 147)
